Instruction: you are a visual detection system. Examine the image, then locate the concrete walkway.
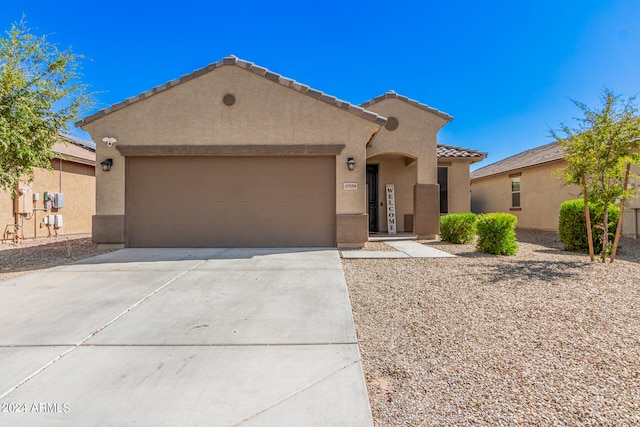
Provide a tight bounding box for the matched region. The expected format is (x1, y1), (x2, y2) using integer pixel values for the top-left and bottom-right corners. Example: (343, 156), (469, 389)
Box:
(341, 240), (456, 259)
(0, 248), (372, 426)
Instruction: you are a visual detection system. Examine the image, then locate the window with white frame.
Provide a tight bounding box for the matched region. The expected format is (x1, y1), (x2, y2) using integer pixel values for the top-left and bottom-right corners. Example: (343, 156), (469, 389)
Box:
(511, 176), (521, 208)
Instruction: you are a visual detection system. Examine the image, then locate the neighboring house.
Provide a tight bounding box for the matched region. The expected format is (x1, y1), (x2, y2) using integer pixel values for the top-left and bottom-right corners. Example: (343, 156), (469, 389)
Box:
(77, 56), (485, 249)
(470, 141), (640, 238)
(1, 135), (96, 242)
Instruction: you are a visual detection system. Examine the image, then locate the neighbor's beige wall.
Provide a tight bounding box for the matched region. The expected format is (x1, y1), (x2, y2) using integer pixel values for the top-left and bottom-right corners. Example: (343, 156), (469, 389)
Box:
(472, 162), (640, 237)
(441, 160), (473, 213)
(623, 164), (640, 237)
(0, 160), (95, 239)
(0, 186), (13, 237)
(471, 161), (577, 231)
(82, 65), (380, 218)
(368, 154), (417, 232)
(364, 98), (448, 184)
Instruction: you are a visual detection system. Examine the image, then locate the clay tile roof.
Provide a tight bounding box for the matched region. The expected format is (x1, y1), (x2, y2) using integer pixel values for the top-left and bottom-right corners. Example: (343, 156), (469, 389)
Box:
(76, 55), (388, 128)
(437, 144), (487, 162)
(360, 90), (453, 122)
(470, 141), (565, 180)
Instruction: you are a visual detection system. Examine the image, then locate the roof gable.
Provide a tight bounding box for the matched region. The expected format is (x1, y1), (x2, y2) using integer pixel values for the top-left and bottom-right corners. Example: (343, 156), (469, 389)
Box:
(361, 90), (453, 122)
(470, 142), (565, 180)
(76, 56), (387, 128)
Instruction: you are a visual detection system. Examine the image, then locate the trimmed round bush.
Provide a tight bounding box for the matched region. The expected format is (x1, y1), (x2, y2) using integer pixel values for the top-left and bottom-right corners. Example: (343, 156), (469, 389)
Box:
(440, 213), (477, 244)
(558, 199), (620, 253)
(476, 213), (518, 255)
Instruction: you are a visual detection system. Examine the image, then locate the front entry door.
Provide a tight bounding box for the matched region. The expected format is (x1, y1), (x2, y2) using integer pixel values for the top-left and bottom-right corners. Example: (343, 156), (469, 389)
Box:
(366, 165), (379, 232)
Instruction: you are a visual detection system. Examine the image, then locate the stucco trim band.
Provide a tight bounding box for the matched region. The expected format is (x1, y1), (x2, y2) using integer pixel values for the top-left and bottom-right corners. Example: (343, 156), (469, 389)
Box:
(92, 214), (125, 243)
(336, 214), (368, 248)
(116, 144), (346, 157)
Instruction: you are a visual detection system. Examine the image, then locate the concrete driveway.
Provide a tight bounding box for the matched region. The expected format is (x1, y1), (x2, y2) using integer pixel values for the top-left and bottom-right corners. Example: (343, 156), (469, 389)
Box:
(0, 248), (372, 426)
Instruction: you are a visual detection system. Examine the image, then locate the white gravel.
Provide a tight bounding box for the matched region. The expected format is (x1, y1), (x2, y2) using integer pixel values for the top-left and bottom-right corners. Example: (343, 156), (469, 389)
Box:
(343, 230), (640, 426)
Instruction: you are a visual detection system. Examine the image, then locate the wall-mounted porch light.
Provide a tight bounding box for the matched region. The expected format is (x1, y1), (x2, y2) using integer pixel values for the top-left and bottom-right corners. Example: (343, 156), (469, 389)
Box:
(100, 158), (113, 172)
(347, 157), (355, 171)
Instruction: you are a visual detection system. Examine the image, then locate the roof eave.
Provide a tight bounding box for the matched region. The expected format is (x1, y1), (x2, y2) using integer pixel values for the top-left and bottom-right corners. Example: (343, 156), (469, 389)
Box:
(53, 153), (96, 167)
(438, 155), (487, 164)
(470, 157), (565, 181)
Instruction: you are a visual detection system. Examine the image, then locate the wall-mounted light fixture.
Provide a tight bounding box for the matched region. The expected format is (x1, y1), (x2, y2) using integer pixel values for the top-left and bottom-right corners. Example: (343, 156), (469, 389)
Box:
(102, 137), (117, 147)
(347, 157), (355, 171)
(100, 158), (113, 172)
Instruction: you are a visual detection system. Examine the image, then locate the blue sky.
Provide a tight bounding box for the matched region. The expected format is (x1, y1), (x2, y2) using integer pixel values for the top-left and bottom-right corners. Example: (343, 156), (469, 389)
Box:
(3, 0), (640, 169)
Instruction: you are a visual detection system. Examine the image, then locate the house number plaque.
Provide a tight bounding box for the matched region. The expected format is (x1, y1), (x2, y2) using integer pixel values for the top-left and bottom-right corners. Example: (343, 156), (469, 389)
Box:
(343, 183), (358, 190)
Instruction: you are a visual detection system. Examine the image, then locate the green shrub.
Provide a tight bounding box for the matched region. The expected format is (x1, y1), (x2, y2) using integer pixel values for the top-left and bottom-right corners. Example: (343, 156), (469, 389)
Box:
(476, 213), (518, 255)
(440, 213), (478, 244)
(558, 199), (620, 253)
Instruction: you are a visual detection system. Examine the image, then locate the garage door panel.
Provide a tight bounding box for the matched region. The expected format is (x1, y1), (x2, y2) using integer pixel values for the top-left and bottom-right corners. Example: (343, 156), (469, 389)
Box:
(129, 156), (330, 180)
(128, 201), (334, 226)
(126, 156), (336, 247)
(129, 179), (334, 204)
(127, 223), (336, 248)
(222, 202), (334, 224)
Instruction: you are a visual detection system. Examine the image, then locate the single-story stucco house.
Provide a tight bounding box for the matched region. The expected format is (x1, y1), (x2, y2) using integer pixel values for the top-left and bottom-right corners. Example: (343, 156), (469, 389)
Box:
(470, 141), (640, 238)
(77, 55), (485, 248)
(1, 135), (96, 243)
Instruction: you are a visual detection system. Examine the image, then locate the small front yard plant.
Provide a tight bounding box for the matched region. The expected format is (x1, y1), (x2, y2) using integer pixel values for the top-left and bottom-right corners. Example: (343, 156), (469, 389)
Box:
(440, 213), (477, 244)
(558, 199), (619, 254)
(476, 213), (518, 255)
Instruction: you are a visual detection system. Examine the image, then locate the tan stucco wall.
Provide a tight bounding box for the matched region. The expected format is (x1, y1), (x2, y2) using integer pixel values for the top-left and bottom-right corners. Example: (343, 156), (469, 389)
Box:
(364, 98), (448, 184)
(82, 65), (380, 219)
(0, 160), (95, 240)
(471, 161), (575, 230)
(0, 187), (14, 238)
(440, 160), (473, 213)
(471, 160), (640, 238)
(624, 164), (640, 238)
(367, 154), (417, 232)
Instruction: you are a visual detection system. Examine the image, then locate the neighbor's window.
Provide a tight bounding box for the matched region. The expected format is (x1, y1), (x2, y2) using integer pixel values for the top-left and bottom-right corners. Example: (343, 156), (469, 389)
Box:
(438, 167), (448, 214)
(511, 176), (521, 208)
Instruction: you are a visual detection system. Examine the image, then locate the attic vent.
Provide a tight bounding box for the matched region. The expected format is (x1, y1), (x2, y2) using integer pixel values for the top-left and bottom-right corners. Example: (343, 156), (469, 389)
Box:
(385, 116), (399, 131)
(223, 94), (236, 106)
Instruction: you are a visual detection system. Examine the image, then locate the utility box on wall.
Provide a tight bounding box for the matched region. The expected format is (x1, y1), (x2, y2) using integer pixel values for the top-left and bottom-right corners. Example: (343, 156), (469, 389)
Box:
(53, 193), (64, 209)
(17, 187), (34, 214)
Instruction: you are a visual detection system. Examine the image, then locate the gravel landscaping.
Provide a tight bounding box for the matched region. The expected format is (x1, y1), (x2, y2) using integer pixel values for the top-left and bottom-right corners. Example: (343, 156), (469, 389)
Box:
(3, 231), (639, 425)
(0, 235), (105, 282)
(343, 229), (640, 426)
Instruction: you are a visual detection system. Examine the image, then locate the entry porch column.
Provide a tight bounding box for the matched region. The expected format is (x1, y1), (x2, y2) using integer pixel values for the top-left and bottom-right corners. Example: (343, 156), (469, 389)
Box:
(413, 172), (440, 240)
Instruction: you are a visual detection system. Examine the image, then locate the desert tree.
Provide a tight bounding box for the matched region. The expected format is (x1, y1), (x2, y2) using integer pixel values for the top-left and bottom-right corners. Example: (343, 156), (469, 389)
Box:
(552, 88), (640, 262)
(0, 18), (92, 195)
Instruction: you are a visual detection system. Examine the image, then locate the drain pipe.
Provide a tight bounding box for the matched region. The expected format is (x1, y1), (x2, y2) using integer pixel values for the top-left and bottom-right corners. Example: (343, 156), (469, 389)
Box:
(635, 209), (639, 239)
(20, 197), (25, 240)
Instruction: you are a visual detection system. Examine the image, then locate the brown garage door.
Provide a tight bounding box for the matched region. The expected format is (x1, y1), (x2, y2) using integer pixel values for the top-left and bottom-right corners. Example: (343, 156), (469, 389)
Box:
(125, 156), (336, 247)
